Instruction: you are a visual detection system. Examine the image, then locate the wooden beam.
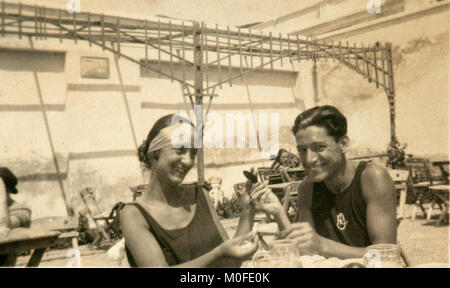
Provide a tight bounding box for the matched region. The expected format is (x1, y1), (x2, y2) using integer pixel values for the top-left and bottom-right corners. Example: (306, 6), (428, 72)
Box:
(193, 22), (205, 185)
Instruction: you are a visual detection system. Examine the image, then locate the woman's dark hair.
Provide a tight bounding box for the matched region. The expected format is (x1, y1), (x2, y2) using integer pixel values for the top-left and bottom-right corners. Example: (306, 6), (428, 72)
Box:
(275, 148), (289, 163)
(291, 105), (347, 141)
(138, 114), (192, 169)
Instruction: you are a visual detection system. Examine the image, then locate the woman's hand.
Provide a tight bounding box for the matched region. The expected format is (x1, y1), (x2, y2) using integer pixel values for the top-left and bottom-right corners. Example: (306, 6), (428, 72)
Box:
(220, 232), (259, 259)
(250, 182), (284, 217)
(236, 168), (257, 214)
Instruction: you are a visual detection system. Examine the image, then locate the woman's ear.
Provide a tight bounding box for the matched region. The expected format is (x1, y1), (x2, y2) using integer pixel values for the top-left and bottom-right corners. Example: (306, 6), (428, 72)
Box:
(339, 135), (350, 153)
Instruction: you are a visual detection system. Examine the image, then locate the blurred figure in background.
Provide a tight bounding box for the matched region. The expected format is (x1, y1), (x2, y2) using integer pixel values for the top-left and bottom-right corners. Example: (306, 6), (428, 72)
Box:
(0, 167), (32, 266)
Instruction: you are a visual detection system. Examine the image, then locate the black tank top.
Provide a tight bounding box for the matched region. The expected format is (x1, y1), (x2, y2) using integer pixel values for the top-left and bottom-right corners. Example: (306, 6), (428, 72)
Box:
(311, 161), (371, 247)
(124, 185), (224, 266)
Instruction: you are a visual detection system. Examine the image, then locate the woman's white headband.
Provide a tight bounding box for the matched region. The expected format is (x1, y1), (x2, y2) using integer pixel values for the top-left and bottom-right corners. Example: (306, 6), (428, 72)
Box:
(147, 124), (193, 153)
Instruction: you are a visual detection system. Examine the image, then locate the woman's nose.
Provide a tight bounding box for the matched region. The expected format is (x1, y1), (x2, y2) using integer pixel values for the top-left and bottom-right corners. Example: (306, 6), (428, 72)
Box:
(180, 152), (193, 167)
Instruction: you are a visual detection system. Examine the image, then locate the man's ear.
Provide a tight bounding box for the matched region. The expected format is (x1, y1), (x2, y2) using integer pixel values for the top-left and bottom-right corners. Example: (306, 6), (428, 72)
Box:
(339, 135), (350, 153)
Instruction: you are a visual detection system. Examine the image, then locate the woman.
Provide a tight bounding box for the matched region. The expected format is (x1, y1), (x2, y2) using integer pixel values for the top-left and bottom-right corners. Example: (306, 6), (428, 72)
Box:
(270, 149), (290, 171)
(120, 114), (261, 267)
(270, 149), (292, 182)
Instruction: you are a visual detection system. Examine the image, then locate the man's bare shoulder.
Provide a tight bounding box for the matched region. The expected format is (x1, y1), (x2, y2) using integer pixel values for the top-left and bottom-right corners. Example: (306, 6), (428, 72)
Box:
(360, 162), (395, 199)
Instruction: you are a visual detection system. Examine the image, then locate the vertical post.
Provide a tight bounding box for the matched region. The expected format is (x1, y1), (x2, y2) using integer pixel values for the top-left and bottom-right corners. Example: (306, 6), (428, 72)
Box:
(381, 44), (387, 93)
(34, 5), (38, 40)
(279, 32), (283, 67)
(260, 31), (264, 69)
(269, 32), (273, 70)
(169, 21), (173, 82)
(116, 18), (121, 57)
(215, 24), (222, 89)
(58, 9), (62, 42)
(249, 27), (253, 74)
(87, 12), (91, 46)
(144, 19), (148, 72)
(18, 3), (22, 39)
(158, 20), (161, 77)
(1, 1), (4, 37)
(43, 7), (47, 39)
(101, 14), (105, 50)
(373, 43), (379, 88)
(182, 21), (186, 84)
(227, 25), (232, 87)
(73, 12), (77, 44)
(363, 43), (371, 83)
(385, 43), (396, 141)
(238, 27), (243, 79)
(193, 22), (205, 185)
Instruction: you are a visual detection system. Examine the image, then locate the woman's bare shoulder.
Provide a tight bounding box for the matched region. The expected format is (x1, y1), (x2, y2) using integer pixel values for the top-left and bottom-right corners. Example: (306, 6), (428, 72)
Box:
(120, 203), (148, 229)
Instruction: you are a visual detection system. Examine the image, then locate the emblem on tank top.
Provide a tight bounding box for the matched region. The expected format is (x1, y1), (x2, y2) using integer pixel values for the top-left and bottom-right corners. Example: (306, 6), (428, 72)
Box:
(336, 212), (348, 231)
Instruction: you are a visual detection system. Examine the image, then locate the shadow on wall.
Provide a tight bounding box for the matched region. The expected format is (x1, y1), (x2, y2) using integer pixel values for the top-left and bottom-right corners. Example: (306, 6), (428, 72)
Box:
(0, 49), (65, 72)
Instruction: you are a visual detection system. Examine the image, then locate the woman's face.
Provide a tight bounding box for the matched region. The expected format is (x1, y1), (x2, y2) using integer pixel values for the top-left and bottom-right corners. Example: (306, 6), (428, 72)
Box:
(153, 146), (197, 186)
(280, 152), (289, 165)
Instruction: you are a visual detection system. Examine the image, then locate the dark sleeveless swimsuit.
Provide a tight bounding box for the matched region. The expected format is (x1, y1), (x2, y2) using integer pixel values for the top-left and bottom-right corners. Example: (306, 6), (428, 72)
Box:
(124, 184), (224, 266)
(311, 161), (371, 247)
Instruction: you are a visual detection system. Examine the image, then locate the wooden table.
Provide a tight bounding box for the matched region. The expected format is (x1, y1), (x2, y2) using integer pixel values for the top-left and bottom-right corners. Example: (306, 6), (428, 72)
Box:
(428, 185), (449, 226)
(0, 228), (60, 267)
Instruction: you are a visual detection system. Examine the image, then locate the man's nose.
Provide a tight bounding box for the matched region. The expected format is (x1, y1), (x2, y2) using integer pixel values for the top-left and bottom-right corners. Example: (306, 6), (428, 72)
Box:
(305, 149), (317, 166)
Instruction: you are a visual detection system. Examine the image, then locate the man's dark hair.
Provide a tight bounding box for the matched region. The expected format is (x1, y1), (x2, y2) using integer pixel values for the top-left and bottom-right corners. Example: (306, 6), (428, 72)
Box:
(291, 105), (347, 141)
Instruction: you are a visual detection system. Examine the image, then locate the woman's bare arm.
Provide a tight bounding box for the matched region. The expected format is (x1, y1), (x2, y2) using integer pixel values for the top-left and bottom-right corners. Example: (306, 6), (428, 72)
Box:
(120, 205), (257, 267)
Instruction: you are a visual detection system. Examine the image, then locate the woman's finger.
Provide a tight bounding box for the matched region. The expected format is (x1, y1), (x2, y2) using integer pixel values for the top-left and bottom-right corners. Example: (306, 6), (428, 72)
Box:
(251, 187), (269, 200)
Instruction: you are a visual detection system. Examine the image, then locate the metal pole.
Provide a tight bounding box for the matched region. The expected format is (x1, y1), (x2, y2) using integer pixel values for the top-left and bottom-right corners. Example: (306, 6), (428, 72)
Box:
(385, 43), (396, 141)
(193, 22), (205, 185)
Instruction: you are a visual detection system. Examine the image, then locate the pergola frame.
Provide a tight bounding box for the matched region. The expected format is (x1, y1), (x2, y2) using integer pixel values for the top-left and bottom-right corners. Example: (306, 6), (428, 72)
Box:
(1, 1), (398, 186)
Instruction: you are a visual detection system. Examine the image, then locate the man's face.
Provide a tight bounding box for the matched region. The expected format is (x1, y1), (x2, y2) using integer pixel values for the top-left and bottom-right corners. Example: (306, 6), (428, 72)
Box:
(295, 125), (346, 182)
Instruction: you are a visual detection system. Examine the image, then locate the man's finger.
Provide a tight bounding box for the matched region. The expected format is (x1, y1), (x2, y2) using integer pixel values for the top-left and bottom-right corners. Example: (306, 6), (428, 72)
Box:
(279, 223), (309, 238)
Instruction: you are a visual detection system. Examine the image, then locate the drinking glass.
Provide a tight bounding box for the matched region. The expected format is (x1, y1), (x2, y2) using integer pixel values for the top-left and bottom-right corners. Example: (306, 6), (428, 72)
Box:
(252, 251), (282, 268)
(270, 239), (302, 268)
(363, 244), (403, 268)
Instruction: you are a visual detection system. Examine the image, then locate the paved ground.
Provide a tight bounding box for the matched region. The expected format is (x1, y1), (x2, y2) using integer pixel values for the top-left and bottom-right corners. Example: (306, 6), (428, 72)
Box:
(15, 205), (448, 267)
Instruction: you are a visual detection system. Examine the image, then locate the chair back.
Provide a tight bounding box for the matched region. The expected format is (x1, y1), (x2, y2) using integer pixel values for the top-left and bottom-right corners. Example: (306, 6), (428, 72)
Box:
(129, 184), (148, 201)
(257, 167), (283, 184)
(405, 158), (433, 185)
(233, 182), (247, 197)
(387, 169), (409, 187)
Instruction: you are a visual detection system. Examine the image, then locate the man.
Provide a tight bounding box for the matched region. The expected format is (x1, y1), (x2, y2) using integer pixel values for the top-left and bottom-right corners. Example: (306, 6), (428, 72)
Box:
(254, 105), (397, 259)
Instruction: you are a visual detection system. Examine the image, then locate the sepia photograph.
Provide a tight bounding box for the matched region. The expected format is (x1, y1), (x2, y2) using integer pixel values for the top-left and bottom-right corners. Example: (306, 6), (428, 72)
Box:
(0, 0), (448, 270)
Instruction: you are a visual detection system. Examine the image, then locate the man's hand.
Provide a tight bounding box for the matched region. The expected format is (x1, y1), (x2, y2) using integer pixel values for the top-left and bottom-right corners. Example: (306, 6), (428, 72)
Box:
(279, 222), (324, 255)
